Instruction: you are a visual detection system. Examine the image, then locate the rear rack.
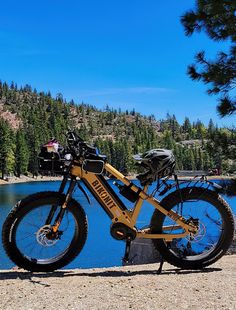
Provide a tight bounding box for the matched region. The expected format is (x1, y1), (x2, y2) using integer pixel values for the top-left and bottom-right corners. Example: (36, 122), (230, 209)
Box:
(151, 174), (222, 198)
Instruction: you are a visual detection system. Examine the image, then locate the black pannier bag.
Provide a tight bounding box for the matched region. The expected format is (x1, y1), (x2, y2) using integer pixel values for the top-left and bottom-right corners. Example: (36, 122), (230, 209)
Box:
(38, 139), (65, 175)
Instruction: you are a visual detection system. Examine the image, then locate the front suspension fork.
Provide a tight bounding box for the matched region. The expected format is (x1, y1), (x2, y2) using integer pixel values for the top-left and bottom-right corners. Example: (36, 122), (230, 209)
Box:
(47, 177), (77, 232)
(45, 175), (68, 225)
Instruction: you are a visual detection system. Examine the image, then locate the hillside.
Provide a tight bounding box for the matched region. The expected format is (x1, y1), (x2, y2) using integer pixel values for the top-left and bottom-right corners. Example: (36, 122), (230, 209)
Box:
(0, 80), (235, 178)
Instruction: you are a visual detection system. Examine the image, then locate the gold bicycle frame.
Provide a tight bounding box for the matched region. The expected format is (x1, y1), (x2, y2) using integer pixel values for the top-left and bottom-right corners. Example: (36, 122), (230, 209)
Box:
(70, 161), (197, 241)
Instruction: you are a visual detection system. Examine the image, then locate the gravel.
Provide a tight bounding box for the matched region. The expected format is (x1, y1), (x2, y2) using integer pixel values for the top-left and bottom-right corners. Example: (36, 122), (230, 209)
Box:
(0, 255), (235, 310)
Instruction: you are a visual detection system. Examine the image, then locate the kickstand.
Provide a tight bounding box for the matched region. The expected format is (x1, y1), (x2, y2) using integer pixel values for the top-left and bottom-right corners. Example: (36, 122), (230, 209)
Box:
(122, 236), (132, 264)
(156, 255), (165, 274)
(157, 243), (170, 274)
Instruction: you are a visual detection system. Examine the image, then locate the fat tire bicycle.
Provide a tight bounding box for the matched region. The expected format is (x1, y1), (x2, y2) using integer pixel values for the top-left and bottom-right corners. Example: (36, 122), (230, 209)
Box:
(2, 131), (235, 272)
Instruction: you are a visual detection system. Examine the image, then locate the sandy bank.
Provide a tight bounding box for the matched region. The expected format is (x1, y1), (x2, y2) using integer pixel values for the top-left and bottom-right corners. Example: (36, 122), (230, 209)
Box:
(0, 175), (62, 186)
(0, 255), (235, 310)
(0, 174), (234, 186)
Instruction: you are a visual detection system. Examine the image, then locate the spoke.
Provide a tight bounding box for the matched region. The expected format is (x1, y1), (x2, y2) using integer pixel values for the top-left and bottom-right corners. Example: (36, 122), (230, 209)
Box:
(53, 242), (65, 254)
(23, 221), (41, 230)
(16, 232), (36, 242)
(58, 238), (70, 244)
(30, 211), (42, 231)
(55, 242), (70, 255)
(37, 244), (46, 258)
(39, 207), (43, 224)
(205, 212), (222, 226)
(25, 241), (39, 257)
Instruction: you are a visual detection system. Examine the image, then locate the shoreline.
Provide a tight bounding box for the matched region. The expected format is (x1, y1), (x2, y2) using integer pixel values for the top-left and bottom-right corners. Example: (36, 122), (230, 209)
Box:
(0, 174), (235, 186)
(0, 175), (63, 186)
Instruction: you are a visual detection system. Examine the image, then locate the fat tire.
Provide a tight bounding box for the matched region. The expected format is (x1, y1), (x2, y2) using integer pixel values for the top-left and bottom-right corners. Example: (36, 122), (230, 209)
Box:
(151, 187), (234, 269)
(2, 191), (88, 272)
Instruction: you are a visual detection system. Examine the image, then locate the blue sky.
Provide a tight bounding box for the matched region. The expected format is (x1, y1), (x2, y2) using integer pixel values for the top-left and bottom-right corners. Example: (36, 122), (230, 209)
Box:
(0, 0), (235, 127)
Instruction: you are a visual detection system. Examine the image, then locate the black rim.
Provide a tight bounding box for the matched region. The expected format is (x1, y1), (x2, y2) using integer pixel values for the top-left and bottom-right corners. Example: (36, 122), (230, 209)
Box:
(13, 204), (79, 265)
(162, 198), (225, 260)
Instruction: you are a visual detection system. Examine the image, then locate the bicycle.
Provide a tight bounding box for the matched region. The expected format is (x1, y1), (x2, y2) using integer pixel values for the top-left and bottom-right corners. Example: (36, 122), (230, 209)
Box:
(2, 131), (235, 272)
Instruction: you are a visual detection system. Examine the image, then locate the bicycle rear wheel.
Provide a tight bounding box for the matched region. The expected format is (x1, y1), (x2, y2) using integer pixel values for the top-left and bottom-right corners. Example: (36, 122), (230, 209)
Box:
(151, 187), (234, 269)
(2, 191), (88, 272)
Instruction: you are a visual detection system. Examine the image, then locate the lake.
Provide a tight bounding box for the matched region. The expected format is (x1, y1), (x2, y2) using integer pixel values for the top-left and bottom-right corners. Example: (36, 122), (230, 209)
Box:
(0, 179), (235, 270)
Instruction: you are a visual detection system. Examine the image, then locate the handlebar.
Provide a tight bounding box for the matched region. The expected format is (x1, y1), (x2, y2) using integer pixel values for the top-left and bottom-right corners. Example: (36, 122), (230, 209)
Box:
(66, 130), (84, 157)
(66, 130), (98, 159)
(67, 130), (84, 144)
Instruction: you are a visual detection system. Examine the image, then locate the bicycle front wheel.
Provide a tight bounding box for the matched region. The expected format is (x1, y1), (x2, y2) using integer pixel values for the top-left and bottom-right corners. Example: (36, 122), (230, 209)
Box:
(2, 191), (88, 272)
(151, 187), (234, 269)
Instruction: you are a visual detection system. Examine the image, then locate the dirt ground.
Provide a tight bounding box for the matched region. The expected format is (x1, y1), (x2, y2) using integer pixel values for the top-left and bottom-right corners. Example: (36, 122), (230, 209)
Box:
(0, 255), (235, 310)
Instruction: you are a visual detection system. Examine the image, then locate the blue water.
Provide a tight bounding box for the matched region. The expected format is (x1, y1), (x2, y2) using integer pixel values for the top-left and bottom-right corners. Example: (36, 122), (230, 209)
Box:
(0, 180), (235, 270)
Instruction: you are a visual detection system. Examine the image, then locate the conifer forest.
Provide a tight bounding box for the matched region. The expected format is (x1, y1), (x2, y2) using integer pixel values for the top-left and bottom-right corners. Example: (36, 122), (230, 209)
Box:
(0, 81), (235, 178)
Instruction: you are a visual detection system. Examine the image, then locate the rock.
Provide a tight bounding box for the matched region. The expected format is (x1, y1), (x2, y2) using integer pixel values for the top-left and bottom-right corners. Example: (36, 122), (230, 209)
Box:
(122, 238), (161, 266)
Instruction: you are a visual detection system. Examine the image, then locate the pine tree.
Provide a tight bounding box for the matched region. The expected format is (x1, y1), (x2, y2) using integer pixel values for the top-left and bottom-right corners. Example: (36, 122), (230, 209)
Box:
(0, 118), (14, 178)
(15, 129), (29, 177)
(181, 1), (236, 116)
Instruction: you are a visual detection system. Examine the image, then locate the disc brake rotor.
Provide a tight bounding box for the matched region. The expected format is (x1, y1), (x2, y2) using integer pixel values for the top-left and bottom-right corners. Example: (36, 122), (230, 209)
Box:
(186, 221), (206, 243)
(36, 225), (59, 247)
